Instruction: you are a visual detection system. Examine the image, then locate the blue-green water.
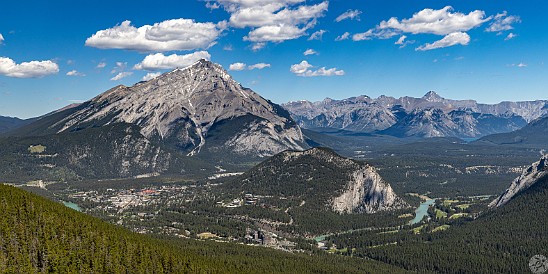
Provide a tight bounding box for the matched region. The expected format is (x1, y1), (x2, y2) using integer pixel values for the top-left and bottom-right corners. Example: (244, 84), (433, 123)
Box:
(461, 137), (480, 143)
(63, 201), (82, 212)
(409, 199), (435, 225)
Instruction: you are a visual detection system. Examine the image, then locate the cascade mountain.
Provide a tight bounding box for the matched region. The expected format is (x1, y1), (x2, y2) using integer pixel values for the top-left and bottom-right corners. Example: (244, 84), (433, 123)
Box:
(2, 60), (309, 180)
(283, 91), (546, 138)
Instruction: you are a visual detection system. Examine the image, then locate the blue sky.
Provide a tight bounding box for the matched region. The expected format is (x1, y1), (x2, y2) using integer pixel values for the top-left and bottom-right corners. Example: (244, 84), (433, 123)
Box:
(0, 0), (545, 118)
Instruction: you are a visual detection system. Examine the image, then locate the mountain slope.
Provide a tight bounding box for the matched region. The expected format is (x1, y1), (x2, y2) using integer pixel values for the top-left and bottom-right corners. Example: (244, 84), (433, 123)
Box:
(489, 154), (548, 208)
(223, 147), (408, 214)
(12, 60), (307, 158)
(0, 123), (215, 181)
(0, 184), (407, 273)
(0, 116), (33, 134)
(477, 116), (548, 148)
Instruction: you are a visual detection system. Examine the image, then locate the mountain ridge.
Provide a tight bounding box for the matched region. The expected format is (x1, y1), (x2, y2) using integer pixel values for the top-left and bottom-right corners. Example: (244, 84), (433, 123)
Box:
(283, 91), (544, 138)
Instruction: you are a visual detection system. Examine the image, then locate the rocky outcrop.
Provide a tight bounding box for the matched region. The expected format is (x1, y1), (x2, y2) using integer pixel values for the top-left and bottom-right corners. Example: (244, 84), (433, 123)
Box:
(332, 166), (408, 213)
(489, 155), (548, 208)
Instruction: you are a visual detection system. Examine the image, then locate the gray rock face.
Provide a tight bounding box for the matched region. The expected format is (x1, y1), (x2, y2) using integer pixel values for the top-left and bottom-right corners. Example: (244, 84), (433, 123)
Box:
(489, 155), (548, 208)
(283, 91), (544, 138)
(51, 59), (306, 157)
(332, 165), (408, 214)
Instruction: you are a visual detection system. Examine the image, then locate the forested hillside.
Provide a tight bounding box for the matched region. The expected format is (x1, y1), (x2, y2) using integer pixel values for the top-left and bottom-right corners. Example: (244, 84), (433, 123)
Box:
(0, 184), (406, 273)
(330, 173), (548, 273)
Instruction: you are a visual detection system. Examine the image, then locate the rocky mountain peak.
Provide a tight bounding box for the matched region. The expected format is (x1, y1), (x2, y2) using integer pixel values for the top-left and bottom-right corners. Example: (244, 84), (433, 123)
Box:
(489, 154), (548, 208)
(322, 97), (335, 104)
(174, 59), (232, 81)
(422, 91), (443, 102)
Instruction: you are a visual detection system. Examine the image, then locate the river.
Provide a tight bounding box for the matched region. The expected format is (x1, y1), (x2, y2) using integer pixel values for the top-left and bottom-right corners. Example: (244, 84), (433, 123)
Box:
(409, 199), (435, 225)
(63, 201), (82, 212)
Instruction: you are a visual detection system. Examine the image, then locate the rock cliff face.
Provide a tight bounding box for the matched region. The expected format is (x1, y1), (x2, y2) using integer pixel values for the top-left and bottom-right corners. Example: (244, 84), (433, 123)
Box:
(283, 91), (543, 138)
(41, 59), (306, 157)
(332, 165), (407, 213)
(489, 154), (548, 208)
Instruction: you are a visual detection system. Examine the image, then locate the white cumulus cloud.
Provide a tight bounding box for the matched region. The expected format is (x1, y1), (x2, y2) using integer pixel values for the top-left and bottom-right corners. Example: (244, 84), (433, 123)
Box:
(335, 32), (350, 41)
(85, 19), (226, 52)
(290, 60), (344, 77)
(335, 9), (362, 22)
(141, 72), (161, 81)
(379, 6), (488, 36)
(486, 11), (521, 32)
(133, 51), (211, 71)
(205, 2), (220, 10)
(96, 62), (107, 68)
(110, 71), (133, 81)
(395, 35), (407, 45)
(0, 57), (59, 78)
(213, 0), (328, 48)
(308, 29), (326, 41)
(66, 70), (85, 77)
(505, 33), (517, 41)
(251, 42), (266, 51)
(245, 25), (307, 43)
(229, 62), (247, 71)
(227, 1), (328, 28)
(352, 30), (373, 41)
(394, 35), (415, 48)
(248, 63), (270, 70)
(303, 49), (318, 55)
(416, 32), (470, 51)
(229, 62), (270, 70)
(352, 6), (498, 50)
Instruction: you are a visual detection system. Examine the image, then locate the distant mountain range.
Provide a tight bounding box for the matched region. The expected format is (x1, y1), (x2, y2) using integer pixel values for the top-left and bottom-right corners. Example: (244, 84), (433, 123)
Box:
(283, 91), (547, 138)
